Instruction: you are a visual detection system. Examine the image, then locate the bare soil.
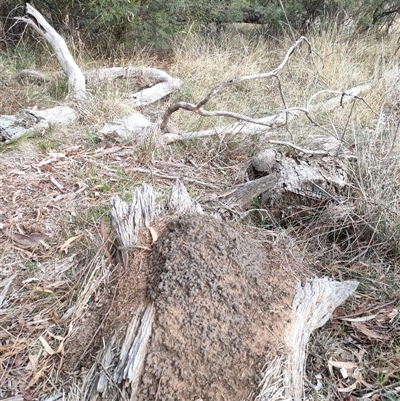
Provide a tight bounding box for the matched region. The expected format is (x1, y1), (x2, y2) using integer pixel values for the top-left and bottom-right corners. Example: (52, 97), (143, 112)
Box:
(137, 214), (298, 401)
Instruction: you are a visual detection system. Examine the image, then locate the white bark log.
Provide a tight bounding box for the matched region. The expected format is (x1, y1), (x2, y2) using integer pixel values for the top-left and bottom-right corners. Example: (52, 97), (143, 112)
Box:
(17, 3), (86, 103)
(85, 67), (183, 107)
(0, 106), (77, 143)
(14, 66), (183, 109)
(98, 111), (153, 143)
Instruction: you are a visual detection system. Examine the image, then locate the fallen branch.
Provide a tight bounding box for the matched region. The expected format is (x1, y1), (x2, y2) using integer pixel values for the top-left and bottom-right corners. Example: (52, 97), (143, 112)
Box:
(162, 84), (371, 144)
(16, 3), (86, 103)
(0, 106), (77, 143)
(161, 36), (312, 131)
(14, 66), (183, 109)
(85, 67), (183, 107)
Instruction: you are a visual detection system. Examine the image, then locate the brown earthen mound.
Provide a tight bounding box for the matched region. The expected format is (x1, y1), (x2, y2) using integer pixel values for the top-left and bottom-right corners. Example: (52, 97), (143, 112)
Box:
(136, 215), (298, 401)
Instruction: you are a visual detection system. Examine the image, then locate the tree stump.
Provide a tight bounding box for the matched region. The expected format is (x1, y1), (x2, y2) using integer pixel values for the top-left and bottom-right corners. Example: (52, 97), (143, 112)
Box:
(64, 181), (357, 401)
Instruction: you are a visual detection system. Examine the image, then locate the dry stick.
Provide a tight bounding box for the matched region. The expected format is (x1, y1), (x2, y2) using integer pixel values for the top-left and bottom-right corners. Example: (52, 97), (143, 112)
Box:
(128, 167), (220, 189)
(268, 140), (328, 156)
(160, 36), (312, 131)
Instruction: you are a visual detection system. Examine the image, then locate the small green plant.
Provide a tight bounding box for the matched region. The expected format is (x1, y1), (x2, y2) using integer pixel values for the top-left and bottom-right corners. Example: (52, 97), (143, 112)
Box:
(85, 129), (99, 146)
(47, 78), (69, 101)
(97, 182), (111, 193)
(88, 205), (110, 223)
(21, 260), (40, 272)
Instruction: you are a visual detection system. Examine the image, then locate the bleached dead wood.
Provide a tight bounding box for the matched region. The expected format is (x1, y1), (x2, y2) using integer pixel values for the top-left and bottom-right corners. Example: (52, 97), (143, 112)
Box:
(98, 111), (153, 142)
(286, 278), (358, 400)
(159, 32), (370, 144)
(217, 174), (280, 207)
(86, 67), (183, 108)
(167, 179), (203, 213)
(14, 66), (182, 110)
(0, 275), (16, 308)
(0, 106), (77, 143)
(161, 84), (370, 144)
(17, 3), (86, 103)
(95, 68), (182, 139)
(96, 335), (115, 393)
(216, 151), (348, 216)
(161, 36), (312, 132)
(6, 4), (182, 145)
(110, 184), (157, 249)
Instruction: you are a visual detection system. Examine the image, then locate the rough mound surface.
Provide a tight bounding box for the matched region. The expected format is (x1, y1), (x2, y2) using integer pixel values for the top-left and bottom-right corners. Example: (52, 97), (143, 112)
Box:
(136, 215), (298, 401)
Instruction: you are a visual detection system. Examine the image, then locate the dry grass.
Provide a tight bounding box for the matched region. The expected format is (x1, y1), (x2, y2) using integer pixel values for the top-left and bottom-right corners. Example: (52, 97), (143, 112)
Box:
(1, 22), (400, 400)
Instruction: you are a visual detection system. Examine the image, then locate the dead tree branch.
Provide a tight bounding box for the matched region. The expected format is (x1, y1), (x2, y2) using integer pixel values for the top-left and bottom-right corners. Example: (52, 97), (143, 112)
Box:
(161, 36), (312, 132)
(16, 3), (86, 103)
(162, 84), (370, 144)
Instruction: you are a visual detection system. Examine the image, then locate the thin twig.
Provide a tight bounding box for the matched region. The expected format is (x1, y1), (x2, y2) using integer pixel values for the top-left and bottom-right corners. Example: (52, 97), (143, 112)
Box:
(268, 140), (328, 155)
(128, 167), (220, 189)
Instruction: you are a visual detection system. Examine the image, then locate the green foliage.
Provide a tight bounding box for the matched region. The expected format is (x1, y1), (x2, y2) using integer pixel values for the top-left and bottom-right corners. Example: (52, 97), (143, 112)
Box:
(126, 0), (185, 49)
(1, 0), (399, 51)
(251, 0), (400, 33)
(186, 0), (249, 25)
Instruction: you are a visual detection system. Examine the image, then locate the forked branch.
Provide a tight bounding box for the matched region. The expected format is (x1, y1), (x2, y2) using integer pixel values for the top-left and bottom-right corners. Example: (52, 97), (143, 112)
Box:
(162, 84), (371, 144)
(161, 36), (312, 131)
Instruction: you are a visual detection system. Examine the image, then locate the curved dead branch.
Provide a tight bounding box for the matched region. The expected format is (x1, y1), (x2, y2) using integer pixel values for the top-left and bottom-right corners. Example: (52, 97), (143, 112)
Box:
(17, 3), (86, 103)
(161, 84), (371, 144)
(161, 36), (312, 131)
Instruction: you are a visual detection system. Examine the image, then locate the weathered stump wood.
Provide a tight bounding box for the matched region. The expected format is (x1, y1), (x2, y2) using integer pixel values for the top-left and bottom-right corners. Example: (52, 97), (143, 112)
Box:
(211, 138), (351, 224)
(67, 180), (357, 401)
